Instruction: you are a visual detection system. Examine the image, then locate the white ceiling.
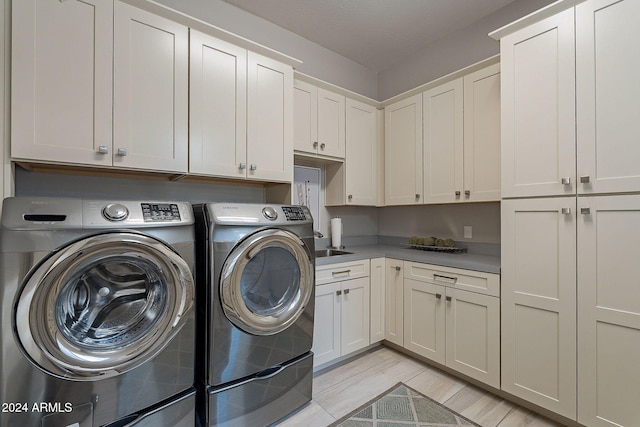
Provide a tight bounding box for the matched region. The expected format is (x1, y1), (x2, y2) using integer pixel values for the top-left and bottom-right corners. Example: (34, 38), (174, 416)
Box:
(222, 0), (518, 72)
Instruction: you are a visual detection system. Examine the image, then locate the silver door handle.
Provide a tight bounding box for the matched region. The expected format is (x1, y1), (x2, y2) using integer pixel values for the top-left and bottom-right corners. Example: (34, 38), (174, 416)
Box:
(250, 164), (257, 171)
(116, 148), (127, 156)
(445, 296), (452, 302)
(561, 207), (572, 215)
(344, 288), (350, 295)
(464, 190), (470, 196)
(313, 142), (318, 149)
(580, 207), (591, 215)
(580, 176), (590, 184)
(239, 163), (246, 170)
(455, 191), (461, 197)
(415, 194), (420, 199)
(435, 293), (442, 299)
(434, 274), (457, 283)
(561, 177), (571, 185)
(320, 143), (326, 150)
(348, 195), (353, 201)
(392, 266), (400, 271)
(336, 290), (342, 296)
(332, 269), (351, 276)
(97, 146), (109, 154)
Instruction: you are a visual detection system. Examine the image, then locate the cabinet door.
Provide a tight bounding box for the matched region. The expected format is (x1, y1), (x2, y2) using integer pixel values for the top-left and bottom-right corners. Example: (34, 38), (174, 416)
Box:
(341, 277), (370, 355)
(403, 278), (445, 364)
(446, 288), (500, 389)
(346, 99), (378, 205)
(576, 0), (640, 195)
(578, 195), (640, 427)
(423, 78), (464, 204)
(293, 80), (317, 154)
(11, 0), (113, 166)
(246, 52), (293, 182)
(113, 2), (188, 173)
(317, 88), (345, 158)
(369, 258), (385, 343)
(189, 30), (247, 178)
(312, 282), (341, 367)
(501, 8), (575, 198)
(385, 259), (404, 346)
(385, 94), (423, 205)
(463, 64), (501, 202)
(501, 197), (576, 419)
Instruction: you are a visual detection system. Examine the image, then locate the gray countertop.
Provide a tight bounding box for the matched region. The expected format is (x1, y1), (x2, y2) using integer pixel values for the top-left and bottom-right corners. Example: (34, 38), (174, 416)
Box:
(314, 244), (501, 274)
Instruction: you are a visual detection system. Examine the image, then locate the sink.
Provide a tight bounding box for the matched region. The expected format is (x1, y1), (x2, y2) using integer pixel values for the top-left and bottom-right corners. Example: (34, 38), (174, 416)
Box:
(315, 249), (353, 258)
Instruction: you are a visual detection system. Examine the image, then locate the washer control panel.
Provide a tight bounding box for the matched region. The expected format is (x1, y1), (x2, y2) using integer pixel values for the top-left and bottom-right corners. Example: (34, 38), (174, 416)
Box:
(141, 203), (181, 222)
(282, 206), (308, 221)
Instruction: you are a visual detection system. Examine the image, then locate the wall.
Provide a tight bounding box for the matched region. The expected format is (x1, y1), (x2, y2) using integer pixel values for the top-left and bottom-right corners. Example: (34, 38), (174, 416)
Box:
(154, 0), (378, 99)
(377, 0), (556, 100)
(378, 203), (501, 244)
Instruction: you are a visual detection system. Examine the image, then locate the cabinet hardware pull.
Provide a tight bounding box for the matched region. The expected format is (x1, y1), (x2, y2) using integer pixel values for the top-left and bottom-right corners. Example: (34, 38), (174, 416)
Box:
(446, 296), (452, 302)
(116, 148), (127, 156)
(332, 269), (351, 276)
(580, 176), (590, 184)
(433, 274), (457, 282)
(455, 191), (461, 196)
(313, 142), (318, 149)
(561, 177), (571, 185)
(97, 146), (109, 154)
(336, 290), (342, 296)
(250, 164), (257, 171)
(561, 207), (572, 215)
(394, 266), (401, 271)
(320, 143), (326, 150)
(239, 163), (246, 170)
(580, 207), (591, 215)
(415, 194), (420, 199)
(464, 190), (470, 196)
(435, 293), (442, 299)
(348, 195), (353, 201)
(344, 288), (350, 294)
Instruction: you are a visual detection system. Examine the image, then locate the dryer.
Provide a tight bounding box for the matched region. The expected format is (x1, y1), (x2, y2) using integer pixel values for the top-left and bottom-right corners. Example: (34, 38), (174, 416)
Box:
(194, 203), (315, 427)
(0, 197), (196, 427)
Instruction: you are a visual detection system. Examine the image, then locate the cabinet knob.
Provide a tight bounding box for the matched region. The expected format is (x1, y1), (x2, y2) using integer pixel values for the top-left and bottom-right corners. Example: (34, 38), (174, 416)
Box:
(435, 293), (442, 299)
(464, 190), (471, 197)
(415, 194), (420, 199)
(348, 195), (353, 201)
(445, 296), (452, 302)
(455, 191), (461, 197)
(344, 288), (350, 295)
(580, 176), (591, 184)
(336, 290), (342, 296)
(320, 143), (326, 150)
(250, 164), (257, 171)
(561, 207), (572, 215)
(580, 207), (591, 215)
(97, 146), (109, 155)
(313, 141), (318, 149)
(394, 266), (401, 271)
(561, 177), (571, 185)
(239, 163), (246, 170)
(116, 148), (127, 157)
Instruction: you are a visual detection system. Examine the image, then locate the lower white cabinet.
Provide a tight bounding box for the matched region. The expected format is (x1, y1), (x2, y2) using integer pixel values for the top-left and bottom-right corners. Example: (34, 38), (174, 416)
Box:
(384, 258), (404, 347)
(313, 260), (370, 367)
(369, 258), (386, 343)
(403, 261), (500, 388)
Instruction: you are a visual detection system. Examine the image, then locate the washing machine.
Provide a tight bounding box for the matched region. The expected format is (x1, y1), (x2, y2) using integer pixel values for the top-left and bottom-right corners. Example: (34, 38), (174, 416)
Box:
(194, 203), (315, 427)
(0, 197), (197, 427)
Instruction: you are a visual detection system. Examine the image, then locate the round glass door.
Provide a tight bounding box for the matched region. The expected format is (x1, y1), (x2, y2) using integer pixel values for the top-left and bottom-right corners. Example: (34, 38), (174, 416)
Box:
(220, 229), (313, 335)
(15, 232), (194, 380)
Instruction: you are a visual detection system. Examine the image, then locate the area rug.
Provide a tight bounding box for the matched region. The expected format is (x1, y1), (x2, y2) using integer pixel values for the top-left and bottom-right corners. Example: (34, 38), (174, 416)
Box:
(328, 382), (480, 427)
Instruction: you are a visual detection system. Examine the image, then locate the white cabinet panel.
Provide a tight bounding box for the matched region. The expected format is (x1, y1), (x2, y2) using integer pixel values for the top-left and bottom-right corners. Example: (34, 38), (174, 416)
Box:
(385, 259), (404, 347)
(345, 99), (379, 205)
(113, 2), (188, 172)
(423, 79), (464, 204)
(501, 197), (576, 419)
(576, 0), (640, 195)
(403, 278), (446, 364)
(385, 94), (423, 205)
(341, 277), (370, 355)
(11, 0), (113, 166)
(578, 195), (640, 427)
(293, 80), (317, 154)
(500, 8), (576, 198)
(189, 30), (247, 178)
(369, 258), (385, 343)
(312, 281), (341, 367)
(247, 52), (293, 182)
(317, 88), (345, 158)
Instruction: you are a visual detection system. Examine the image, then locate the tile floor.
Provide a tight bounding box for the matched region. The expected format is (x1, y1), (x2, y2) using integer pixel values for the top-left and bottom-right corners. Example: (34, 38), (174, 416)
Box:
(275, 346), (564, 427)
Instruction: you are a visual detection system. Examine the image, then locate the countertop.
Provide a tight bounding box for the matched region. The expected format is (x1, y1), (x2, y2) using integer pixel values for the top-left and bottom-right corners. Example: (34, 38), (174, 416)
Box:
(314, 244), (500, 274)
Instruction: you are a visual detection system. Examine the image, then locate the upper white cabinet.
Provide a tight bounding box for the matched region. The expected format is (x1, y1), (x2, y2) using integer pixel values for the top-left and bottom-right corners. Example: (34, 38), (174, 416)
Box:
(113, 2), (188, 173)
(345, 99), (379, 205)
(189, 30), (247, 179)
(247, 53), (294, 182)
(422, 79), (464, 204)
(293, 80), (345, 159)
(500, 8), (576, 198)
(385, 94), (423, 205)
(462, 64), (501, 202)
(576, 0), (640, 195)
(11, 0), (114, 167)
(12, 0), (189, 173)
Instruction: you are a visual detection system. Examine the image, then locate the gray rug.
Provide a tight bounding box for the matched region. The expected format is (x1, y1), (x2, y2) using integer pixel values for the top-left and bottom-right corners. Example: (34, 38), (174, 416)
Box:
(329, 383), (480, 427)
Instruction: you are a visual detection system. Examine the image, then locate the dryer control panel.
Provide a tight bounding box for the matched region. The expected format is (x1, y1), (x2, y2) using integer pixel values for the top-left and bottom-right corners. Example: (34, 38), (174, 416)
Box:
(282, 206), (307, 221)
(142, 203), (181, 222)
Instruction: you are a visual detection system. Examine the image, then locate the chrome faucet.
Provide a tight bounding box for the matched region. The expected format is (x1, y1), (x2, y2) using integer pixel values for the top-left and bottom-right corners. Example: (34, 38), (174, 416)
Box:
(314, 231), (324, 238)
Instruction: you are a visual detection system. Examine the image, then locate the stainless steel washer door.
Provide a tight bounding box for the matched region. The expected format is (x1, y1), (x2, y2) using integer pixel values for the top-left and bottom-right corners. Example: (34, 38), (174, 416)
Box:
(220, 229), (313, 336)
(15, 232), (194, 380)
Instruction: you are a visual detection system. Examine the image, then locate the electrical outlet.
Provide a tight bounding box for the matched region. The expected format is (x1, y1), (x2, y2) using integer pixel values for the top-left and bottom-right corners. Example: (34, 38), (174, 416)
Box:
(463, 225), (473, 239)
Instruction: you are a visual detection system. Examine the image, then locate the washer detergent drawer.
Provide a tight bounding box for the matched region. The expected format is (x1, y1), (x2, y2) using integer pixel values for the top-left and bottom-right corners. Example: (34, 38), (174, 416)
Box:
(205, 352), (313, 427)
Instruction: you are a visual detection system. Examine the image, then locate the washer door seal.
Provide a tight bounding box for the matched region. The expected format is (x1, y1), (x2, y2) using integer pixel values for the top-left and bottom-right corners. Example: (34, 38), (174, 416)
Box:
(15, 232), (194, 380)
(220, 229), (313, 336)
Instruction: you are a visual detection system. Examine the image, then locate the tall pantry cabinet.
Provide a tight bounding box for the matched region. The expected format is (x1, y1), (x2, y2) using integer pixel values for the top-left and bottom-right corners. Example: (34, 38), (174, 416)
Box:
(497, 0), (640, 425)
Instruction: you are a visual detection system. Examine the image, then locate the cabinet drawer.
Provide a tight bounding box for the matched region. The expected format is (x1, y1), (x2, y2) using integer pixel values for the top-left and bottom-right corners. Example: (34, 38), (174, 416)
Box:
(403, 261), (499, 297)
(316, 259), (370, 285)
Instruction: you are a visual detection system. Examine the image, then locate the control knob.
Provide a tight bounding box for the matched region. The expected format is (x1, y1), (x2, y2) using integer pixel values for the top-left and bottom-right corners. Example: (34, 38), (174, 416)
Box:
(102, 203), (129, 221)
(262, 207), (278, 221)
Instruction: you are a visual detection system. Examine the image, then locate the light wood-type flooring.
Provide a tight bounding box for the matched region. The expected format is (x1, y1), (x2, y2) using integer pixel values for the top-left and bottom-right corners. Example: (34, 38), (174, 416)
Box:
(275, 346), (564, 427)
